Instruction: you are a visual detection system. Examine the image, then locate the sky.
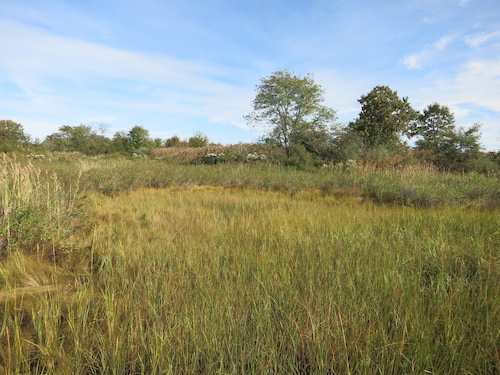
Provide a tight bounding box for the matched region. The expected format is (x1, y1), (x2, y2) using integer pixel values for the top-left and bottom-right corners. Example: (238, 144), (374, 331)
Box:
(1, 0), (499, 150)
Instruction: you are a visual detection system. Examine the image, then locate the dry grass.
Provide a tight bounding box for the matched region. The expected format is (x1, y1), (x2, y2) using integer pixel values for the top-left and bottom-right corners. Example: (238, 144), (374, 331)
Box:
(150, 144), (277, 163)
(1, 186), (498, 374)
(1, 153), (498, 373)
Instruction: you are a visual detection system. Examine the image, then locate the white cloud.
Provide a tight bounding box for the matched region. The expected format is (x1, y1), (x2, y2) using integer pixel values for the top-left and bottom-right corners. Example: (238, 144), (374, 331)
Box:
(434, 36), (454, 50)
(464, 31), (500, 48)
(402, 35), (454, 70)
(412, 57), (500, 112)
(408, 56), (500, 150)
(0, 18), (258, 136)
(402, 54), (425, 70)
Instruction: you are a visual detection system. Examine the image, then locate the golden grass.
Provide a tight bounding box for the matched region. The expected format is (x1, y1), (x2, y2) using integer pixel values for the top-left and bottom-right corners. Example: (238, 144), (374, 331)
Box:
(0, 155), (498, 373)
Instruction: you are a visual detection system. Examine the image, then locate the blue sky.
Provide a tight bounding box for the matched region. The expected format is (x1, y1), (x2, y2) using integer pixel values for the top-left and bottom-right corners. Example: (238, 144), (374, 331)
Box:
(1, 0), (499, 150)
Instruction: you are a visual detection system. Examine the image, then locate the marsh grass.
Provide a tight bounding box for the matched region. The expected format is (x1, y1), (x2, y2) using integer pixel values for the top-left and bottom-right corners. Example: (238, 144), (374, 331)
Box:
(2, 186), (498, 374)
(30, 156), (499, 209)
(0, 154), (83, 259)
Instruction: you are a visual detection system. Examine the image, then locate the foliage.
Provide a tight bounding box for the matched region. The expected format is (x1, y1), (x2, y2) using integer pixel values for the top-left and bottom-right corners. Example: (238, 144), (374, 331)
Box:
(153, 138), (163, 148)
(349, 85), (417, 147)
(413, 103), (456, 151)
(110, 131), (129, 154)
(245, 70), (337, 157)
(434, 123), (482, 162)
(284, 143), (320, 169)
(411, 103), (483, 170)
(164, 135), (181, 147)
(0, 120), (30, 143)
(43, 124), (111, 155)
(128, 125), (152, 151)
(188, 132), (209, 148)
(0, 120), (31, 153)
(107, 126), (154, 155)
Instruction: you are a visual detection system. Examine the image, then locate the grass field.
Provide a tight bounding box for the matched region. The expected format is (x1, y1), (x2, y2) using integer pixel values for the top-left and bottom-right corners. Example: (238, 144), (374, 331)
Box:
(1, 155), (499, 374)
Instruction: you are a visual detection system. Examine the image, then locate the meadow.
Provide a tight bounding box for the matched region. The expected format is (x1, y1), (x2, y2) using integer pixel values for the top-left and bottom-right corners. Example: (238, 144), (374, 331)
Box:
(0, 154), (499, 374)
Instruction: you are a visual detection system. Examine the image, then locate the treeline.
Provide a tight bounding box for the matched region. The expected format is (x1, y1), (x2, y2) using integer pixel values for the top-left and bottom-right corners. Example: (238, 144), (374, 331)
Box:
(245, 71), (498, 172)
(1, 69), (499, 172)
(0, 120), (210, 156)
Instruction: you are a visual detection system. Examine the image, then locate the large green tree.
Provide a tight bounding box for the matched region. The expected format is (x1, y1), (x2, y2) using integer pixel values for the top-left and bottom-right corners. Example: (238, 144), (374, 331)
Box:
(245, 70), (336, 156)
(0, 120), (30, 143)
(349, 86), (417, 147)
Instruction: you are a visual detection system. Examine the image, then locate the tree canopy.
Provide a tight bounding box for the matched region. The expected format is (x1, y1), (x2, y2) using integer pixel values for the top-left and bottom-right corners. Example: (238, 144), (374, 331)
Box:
(412, 103), (482, 165)
(413, 103), (456, 151)
(349, 86), (417, 147)
(245, 70), (336, 156)
(43, 124), (110, 154)
(0, 120), (30, 143)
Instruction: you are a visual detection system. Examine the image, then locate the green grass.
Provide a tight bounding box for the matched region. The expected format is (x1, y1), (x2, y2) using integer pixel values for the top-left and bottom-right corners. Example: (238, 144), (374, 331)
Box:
(29, 156), (500, 209)
(1, 185), (498, 374)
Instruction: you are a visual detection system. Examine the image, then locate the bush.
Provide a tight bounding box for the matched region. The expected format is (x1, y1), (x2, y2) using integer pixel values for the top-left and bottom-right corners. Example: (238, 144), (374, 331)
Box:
(464, 154), (498, 173)
(285, 144), (320, 169)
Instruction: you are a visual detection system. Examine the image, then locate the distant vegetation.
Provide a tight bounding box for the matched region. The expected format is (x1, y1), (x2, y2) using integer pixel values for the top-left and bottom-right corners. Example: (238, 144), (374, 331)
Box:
(0, 71), (499, 374)
(1, 70), (498, 172)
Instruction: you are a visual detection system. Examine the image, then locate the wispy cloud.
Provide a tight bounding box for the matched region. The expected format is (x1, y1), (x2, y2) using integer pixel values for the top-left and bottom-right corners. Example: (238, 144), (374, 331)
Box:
(458, 0), (473, 7)
(402, 35), (454, 70)
(464, 31), (500, 48)
(434, 36), (454, 50)
(0, 18), (256, 137)
(409, 56), (500, 150)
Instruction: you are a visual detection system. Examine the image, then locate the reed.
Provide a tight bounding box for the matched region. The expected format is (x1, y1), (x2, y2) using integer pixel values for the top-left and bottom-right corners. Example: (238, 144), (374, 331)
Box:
(0, 154), (82, 259)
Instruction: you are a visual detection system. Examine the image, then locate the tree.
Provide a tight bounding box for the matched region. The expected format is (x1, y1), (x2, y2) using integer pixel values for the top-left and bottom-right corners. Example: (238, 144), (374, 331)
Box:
(188, 132), (209, 148)
(349, 86), (417, 147)
(43, 124), (111, 154)
(413, 103), (456, 151)
(0, 120), (30, 143)
(128, 125), (151, 151)
(413, 103), (482, 168)
(110, 131), (129, 154)
(430, 123), (482, 166)
(245, 70), (336, 157)
(165, 135), (181, 147)
(153, 138), (163, 148)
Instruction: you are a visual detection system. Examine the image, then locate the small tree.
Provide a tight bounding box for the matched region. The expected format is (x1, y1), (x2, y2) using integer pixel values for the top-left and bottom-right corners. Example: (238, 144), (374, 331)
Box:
(245, 70), (336, 157)
(434, 123), (482, 166)
(349, 85), (417, 147)
(413, 104), (483, 169)
(165, 135), (181, 147)
(128, 125), (151, 151)
(110, 131), (129, 154)
(153, 138), (163, 148)
(188, 132), (209, 148)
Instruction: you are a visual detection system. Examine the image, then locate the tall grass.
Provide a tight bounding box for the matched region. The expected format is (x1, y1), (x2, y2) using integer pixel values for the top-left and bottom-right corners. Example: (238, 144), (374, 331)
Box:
(2, 187), (498, 374)
(0, 154), (88, 326)
(38, 157), (500, 209)
(0, 154), (83, 259)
